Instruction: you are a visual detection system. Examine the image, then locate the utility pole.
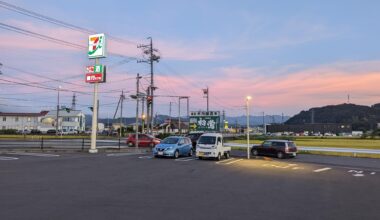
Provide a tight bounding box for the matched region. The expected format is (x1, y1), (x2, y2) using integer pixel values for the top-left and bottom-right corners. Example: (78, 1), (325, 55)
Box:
(146, 87), (150, 133)
(246, 96), (252, 159)
(178, 97), (181, 134)
(169, 101), (172, 133)
(262, 112), (266, 134)
(135, 74), (141, 148)
(71, 93), (76, 110)
(120, 90), (125, 137)
(203, 87), (209, 112)
(222, 110), (225, 133)
(281, 112), (284, 124)
(207, 87), (209, 112)
(177, 97), (189, 134)
(138, 37), (160, 135)
(141, 96), (145, 133)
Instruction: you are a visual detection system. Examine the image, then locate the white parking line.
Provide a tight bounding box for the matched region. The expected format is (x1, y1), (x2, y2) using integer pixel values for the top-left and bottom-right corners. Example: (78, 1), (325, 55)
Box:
(7, 152), (60, 157)
(107, 153), (145, 157)
(138, 155), (153, 159)
(175, 158), (196, 162)
(313, 167), (332, 173)
(224, 159), (243, 165)
(215, 158), (235, 164)
(0, 156), (19, 160)
(370, 172), (376, 175)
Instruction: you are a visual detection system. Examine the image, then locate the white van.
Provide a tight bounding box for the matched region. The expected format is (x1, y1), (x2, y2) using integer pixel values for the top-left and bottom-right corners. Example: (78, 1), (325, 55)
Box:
(196, 133), (231, 161)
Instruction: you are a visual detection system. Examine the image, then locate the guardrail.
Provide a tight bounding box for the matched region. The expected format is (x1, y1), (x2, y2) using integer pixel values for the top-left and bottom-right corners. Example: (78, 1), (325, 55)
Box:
(0, 138), (128, 151)
(224, 143), (380, 155)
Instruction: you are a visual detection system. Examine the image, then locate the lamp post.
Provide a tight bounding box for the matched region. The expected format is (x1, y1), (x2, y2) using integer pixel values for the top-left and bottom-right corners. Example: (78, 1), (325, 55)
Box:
(56, 86), (61, 136)
(246, 96), (252, 159)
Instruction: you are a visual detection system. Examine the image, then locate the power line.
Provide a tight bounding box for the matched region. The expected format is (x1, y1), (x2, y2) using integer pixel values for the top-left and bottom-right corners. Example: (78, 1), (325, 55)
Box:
(0, 22), (138, 60)
(0, 0), (138, 45)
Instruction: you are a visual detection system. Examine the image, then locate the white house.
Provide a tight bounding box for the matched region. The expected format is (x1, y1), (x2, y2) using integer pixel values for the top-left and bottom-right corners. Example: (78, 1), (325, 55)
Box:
(0, 111), (49, 131)
(40, 110), (86, 133)
(0, 110), (85, 133)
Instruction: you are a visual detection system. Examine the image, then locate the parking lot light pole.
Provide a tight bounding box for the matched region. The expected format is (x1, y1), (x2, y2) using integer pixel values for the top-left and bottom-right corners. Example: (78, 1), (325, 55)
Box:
(246, 96), (252, 159)
(56, 85), (61, 136)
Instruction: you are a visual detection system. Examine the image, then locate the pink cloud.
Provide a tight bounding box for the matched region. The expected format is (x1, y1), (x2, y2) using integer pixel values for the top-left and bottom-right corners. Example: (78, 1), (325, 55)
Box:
(152, 61), (380, 115)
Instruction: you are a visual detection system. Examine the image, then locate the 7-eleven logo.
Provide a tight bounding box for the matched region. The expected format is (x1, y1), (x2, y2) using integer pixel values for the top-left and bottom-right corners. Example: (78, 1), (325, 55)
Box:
(88, 33), (106, 58)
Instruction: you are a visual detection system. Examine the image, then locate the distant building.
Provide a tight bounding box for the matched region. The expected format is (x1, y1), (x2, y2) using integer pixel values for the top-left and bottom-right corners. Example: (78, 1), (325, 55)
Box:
(157, 119), (188, 134)
(0, 110), (85, 133)
(0, 111), (48, 130)
(40, 110), (85, 133)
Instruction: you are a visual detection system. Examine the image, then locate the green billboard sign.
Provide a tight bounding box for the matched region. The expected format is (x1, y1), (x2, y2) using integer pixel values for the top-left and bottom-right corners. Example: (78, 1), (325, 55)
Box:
(189, 111), (220, 132)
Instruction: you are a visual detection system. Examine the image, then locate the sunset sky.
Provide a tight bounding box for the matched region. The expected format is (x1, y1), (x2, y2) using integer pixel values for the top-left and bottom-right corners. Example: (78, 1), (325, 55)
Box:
(1, 0), (380, 117)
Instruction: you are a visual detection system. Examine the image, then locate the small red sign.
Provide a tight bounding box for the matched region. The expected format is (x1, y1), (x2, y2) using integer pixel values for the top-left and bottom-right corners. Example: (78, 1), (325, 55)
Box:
(85, 73), (103, 83)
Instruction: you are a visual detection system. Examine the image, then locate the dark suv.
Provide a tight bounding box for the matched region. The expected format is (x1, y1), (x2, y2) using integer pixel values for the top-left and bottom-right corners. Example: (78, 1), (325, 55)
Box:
(251, 140), (297, 159)
(186, 132), (204, 150)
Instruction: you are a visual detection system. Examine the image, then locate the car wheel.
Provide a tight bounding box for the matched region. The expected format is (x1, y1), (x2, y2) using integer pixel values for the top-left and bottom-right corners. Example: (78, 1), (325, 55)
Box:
(188, 149), (193, 157)
(198, 156), (203, 160)
(128, 142), (134, 147)
(277, 152), (284, 159)
(252, 149), (259, 156)
(224, 152), (230, 159)
(174, 150), (179, 159)
(216, 153), (221, 161)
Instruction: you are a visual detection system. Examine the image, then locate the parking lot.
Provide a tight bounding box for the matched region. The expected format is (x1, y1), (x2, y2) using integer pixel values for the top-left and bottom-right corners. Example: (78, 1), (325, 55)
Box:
(1, 152), (379, 220)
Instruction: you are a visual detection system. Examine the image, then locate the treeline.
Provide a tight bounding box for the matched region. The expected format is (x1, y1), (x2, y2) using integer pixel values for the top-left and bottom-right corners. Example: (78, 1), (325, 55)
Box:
(285, 103), (380, 131)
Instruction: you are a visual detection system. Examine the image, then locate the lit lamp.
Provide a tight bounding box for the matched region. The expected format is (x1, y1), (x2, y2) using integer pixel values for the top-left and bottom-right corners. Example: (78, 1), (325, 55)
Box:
(141, 114), (146, 133)
(246, 96), (252, 159)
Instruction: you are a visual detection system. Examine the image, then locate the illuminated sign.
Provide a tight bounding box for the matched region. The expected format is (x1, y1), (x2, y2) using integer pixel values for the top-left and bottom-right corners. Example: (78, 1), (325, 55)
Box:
(189, 111), (220, 132)
(88, 33), (106, 59)
(85, 65), (106, 83)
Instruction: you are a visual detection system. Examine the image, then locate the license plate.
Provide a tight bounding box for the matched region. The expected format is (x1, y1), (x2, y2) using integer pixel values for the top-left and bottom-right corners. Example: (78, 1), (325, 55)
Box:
(292, 153), (296, 156)
(198, 152), (204, 156)
(158, 152), (163, 155)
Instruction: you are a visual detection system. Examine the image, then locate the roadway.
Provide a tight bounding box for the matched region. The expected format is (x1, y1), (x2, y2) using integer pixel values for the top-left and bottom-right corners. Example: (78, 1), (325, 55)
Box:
(0, 152), (379, 220)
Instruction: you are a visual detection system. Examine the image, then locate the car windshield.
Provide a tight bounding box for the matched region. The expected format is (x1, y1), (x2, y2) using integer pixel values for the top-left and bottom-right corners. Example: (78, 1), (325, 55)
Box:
(288, 142), (296, 147)
(198, 136), (216, 145)
(161, 137), (180, 144)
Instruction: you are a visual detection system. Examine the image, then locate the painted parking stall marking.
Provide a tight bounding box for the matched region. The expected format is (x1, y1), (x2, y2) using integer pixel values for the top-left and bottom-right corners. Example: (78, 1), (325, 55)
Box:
(0, 156), (19, 161)
(313, 167), (332, 173)
(138, 155), (153, 159)
(107, 153), (145, 157)
(224, 159), (243, 165)
(175, 157), (196, 162)
(262, 163), (304, 170)
(7, 152), (60, 157)
(215, 158), (236, 164)
(348, 170), (365, 177)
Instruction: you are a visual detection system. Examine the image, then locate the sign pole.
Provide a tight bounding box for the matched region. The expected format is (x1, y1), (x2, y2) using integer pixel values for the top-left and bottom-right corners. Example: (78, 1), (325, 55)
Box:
(89, 58), (99, 153)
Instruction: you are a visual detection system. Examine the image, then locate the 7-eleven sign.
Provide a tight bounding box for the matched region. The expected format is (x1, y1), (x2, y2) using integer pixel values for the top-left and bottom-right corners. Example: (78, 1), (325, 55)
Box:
(88, 33), (106, 59)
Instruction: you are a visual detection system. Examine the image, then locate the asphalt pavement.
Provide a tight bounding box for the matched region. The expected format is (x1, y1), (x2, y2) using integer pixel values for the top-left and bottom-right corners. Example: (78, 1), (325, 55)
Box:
(0, 152), (379, 220)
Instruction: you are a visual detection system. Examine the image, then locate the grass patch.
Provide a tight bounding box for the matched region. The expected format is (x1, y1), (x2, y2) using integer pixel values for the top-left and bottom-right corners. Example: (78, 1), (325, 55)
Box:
(0, 135), (119, 140)
(298, 150), (380, 159)
(227, 138), (380, 149)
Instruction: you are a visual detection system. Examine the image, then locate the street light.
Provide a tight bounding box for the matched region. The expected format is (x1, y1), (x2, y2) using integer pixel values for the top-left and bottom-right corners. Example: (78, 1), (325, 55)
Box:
(56, 86), (62, 136)
(246, 96), (252, 159)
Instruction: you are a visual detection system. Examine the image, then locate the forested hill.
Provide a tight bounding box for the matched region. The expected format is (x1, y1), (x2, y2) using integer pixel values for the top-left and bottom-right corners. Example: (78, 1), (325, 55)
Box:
(285, 103), (380, 131)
